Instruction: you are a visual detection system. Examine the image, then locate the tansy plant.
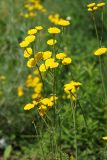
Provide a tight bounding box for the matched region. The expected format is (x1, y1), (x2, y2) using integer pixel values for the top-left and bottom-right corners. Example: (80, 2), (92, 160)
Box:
(19, 21), (82, 159)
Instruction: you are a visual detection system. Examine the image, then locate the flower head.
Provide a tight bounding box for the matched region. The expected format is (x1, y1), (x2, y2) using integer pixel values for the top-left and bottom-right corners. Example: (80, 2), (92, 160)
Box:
(87, 3), (96, 8)
(28, 28), (37, 35)
(25, 35), (36, 43)
(62, 57), (72, 65)
(40, 98), (53, 107)
(39, 64), (47, 72)
(56, 52), (67, 60)
(43, 51), (52, 60)
(24, 48), (32, 58)
(19, 40), (29, 48)
(64, 81), (82, 94)
(94, 47), (107, 56)
(97, 2), (105, 8)
(58, 19), (70, 26)
(17, 86), (24, 97)
(45, 58), (59, 69)
(102, 136), (107, 140)
(38, 105), (47, 117)
(24, 103), (35, 110)
(35, 26), (43, 31)
(48, 27), (61, 34)
(47, 39), (57, 45)
(27, 58), (36, 68)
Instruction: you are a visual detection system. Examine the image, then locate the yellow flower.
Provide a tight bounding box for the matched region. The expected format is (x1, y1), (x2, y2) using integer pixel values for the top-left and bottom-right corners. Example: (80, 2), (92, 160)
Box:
(39, 64), (47, 72)
(62, 57), (72, 65)
(88, 8), (93, 12)
(27, 58), (36, 68)
(50, 96), (58, 102)
(45, 58), (59, 69)
(24, 103), (35, 110)
(28, 28), (37, 35)
(32, 93), (41, 99)
(32, 97), (41, 105)
(93, 6), (98, 11)
(58, 19), (70, 26)
(56, 53), (67, 60)
(35, 26), (43, 31)
(48, 27), (61, 34)
(87, 3), (96, 8)
(25, 35), (36, 43)
(66, 93), (77, 101)
(47, 39), (57, 45)
(38, 105), (47, 117)
(64, 81), (82, 94)
(41, 98), (53, 107)
(94, 47), (107, 56)
(24, 48), (32, 58)
(48, 14), (60, 25)
(34, 83), (43, 93)
(32, 77), (40, 87)
(17, 86), (24, 97)
(19, 40), (29, 48)
(43, 51), (52, 60)
(97, 2), (105, 8)
(102, 136), (107, 140)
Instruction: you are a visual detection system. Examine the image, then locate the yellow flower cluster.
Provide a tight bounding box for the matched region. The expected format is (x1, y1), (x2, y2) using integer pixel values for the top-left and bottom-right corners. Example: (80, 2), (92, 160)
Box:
(20, 0), (47, 19)
(64, 81), (82, 100)
(17, 86), (24, 97)
(24, 95), (58, 117)
(19, 26), (43, 48)
(19, 26), (44, 68)
(39, 51), (72, 72)
(87, 2), (105, 12)
(48, 14), (70, 27)
(94, 47), (107, 56)
(20, 24), (72, 70)
(19, 21), (72, 118)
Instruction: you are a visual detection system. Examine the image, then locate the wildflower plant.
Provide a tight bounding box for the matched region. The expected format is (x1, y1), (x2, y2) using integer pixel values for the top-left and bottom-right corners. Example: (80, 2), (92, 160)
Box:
(19, 17), (83, 159)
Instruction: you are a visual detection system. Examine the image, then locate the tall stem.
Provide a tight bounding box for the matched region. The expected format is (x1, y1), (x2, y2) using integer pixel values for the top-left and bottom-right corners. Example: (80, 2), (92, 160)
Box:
(70, 94), (78, 160)
(32, 120), (46, 160)
(92, 15), (100, 46)
(99, 56), (107, 100)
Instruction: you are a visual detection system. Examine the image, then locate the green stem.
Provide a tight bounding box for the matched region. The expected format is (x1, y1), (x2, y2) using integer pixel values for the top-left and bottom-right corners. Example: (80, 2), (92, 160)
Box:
(92, 15), (100, 46)
(100, 10), (104, 46)
(99, 56), (107, 100)
(32, 120), (46, 160)
(58, 113), (62, 160)
(70, 94), (78, 160)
